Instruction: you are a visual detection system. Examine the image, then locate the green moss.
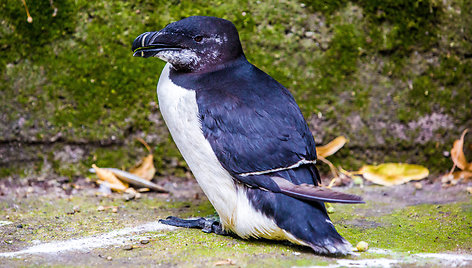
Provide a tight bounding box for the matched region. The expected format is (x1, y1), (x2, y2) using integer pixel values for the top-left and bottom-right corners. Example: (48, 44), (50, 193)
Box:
(0, 193), (337, 267)
(332, 202), (472, 253)
(0, 194), (194, 243)
(1, 0), (471, 177)
(153, 136), (190, 177)
(361, 0), (441, 53)
(0, 166), (22, 178)
(0, 0), (77, 70)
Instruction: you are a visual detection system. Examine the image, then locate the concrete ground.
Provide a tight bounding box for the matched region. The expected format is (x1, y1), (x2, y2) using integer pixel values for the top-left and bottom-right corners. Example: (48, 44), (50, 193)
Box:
(0, 176), (471, 267)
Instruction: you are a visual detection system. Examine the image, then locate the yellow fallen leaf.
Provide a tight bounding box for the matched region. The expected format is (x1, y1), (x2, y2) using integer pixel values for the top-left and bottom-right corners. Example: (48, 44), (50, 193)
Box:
(317, 136), (348, 158)
(129, 154), (156, 181)
(358, 163), (429, 186)
(129, 138), (156, 181)
(451, 129), (470, 171)
(93, 164), (128, 190)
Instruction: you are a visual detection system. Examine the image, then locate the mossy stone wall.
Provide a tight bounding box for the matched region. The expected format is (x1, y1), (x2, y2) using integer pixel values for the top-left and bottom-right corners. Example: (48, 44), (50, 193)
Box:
(1, 0), (471, 178)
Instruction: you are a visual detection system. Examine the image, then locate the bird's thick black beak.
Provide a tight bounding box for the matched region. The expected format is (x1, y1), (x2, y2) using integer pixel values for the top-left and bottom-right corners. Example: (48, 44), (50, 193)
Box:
(132, 31), (180, 58)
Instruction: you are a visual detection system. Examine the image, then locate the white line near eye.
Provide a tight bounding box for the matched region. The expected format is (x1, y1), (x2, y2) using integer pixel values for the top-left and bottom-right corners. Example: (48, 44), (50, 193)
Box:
(141, 33), (149, 57)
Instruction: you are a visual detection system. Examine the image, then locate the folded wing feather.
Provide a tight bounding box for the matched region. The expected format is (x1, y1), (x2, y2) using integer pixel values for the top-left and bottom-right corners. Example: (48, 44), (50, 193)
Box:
(271, 176), (364, 204)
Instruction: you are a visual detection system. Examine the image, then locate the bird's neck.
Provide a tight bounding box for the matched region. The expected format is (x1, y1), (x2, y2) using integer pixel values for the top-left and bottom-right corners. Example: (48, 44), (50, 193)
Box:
(172, 54), (248, 75)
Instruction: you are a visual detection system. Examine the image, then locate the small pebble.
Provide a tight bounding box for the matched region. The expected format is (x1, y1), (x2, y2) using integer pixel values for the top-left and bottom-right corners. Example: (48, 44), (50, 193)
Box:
(123, 245), (133, 250)
(353, 176), (363, 185)
(16, 224), (23, 228)
(414, 182), (423, 190)
(97, 206), (105, 211)
(140, 239), (150, 244)
(356, 241), (369, 252)
(6, 215), (10, 219)
(326, 206), (335, 214)
(304, 31), (315, 38)
(124, 194), (135, 201)
(106, 256), (112, 261)
(112, 207), (118, 213)
(467, 187), (472, 195)
(73, 206), (80, 213)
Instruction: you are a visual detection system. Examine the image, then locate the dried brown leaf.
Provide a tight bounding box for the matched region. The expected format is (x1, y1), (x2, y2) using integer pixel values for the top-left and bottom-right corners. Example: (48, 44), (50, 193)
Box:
(106, 168), (167, 192)
(93, 164), (128, 190)
(358, 163), (429, 186)
(317, 136), (348, 158)
(129, 138), (156, 181)
(129, 154), (156, 181)
(451, 129), (470, 171)
(451, 170), (472, 180)
(318, 156), (339, 179)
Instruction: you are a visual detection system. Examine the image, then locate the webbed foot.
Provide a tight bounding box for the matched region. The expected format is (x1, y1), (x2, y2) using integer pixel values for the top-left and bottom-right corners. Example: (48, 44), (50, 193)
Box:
(159, 216), (227, 235)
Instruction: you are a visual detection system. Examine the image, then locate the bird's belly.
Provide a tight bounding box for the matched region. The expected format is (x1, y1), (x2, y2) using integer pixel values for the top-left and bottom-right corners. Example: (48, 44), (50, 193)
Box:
(157, 64), (237, 225)
(155, 64), (300, 242)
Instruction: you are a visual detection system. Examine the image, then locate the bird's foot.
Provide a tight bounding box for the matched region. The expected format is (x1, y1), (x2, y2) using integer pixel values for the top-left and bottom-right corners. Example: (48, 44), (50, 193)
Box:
(159, 216), (227, 235)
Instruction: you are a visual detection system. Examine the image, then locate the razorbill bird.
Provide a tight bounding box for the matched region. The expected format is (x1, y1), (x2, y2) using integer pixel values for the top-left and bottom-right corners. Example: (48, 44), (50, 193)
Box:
(132, 16), (363, 255)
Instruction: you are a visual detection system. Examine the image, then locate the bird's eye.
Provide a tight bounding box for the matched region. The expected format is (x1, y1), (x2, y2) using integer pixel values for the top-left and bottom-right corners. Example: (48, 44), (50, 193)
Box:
(194, 36), (203, 42)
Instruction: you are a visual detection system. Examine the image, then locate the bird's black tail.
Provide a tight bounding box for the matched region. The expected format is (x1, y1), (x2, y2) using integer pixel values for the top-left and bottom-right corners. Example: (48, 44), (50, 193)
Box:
(246, 165), (353, 255)
(247, 187), (352, 254)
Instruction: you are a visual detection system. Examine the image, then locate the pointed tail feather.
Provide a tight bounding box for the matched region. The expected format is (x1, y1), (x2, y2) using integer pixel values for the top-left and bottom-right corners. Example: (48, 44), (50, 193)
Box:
(308, 237), (353, 255)
(271, 176), (364, 204)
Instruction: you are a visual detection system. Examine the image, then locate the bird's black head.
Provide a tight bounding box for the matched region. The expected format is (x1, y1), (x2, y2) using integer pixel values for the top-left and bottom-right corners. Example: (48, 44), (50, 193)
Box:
(132, 16), (245, 73)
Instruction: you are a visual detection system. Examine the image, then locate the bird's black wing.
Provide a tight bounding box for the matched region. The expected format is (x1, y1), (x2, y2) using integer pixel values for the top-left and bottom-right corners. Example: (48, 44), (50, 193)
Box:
(195, 62), (317, 180)
(172, 60), (362, 203)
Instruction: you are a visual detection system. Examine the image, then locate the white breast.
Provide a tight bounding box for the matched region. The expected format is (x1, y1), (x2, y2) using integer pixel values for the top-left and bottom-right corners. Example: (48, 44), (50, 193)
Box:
(156, 63), (293, 241)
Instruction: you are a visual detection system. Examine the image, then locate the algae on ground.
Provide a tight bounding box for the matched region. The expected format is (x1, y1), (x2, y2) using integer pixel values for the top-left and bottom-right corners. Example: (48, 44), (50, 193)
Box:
(331, 201), (472, 253)
(0, 192), (335, 267)
(1, 184), (471, 267)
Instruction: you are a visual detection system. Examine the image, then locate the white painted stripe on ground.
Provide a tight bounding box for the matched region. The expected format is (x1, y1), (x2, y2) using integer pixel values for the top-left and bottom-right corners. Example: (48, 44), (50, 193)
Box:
(0, 221), (13, 227)
(335, 258), (400, 268)
(298, 248), (472, 268)
(414, 253), (472, 266)
(0, 221), (176, 258)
